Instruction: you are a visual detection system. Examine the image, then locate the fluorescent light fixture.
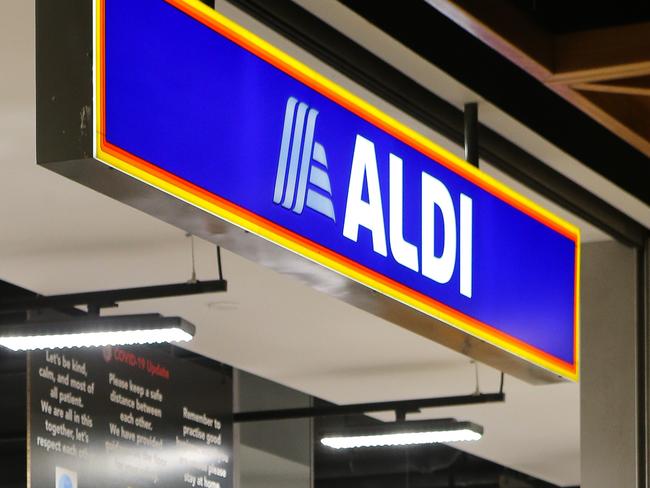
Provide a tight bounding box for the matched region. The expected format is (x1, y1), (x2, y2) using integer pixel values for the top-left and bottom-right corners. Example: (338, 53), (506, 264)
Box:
(321, 419), (483, 449)
(0, 314), (195, 351)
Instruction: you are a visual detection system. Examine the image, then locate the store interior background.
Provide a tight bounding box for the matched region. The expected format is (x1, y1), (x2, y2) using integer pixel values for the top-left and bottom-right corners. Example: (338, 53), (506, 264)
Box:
(2, 0), (649, 487)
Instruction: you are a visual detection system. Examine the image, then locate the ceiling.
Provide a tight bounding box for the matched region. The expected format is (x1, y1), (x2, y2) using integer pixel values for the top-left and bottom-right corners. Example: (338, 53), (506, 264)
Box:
(426, 0), (650, 164)
(2, 0), (648, 486)
(508, 0), (650, 34)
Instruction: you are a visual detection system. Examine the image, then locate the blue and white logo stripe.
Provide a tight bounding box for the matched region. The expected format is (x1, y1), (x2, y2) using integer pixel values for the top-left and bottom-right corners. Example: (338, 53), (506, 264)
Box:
(273, 97), (335, 221)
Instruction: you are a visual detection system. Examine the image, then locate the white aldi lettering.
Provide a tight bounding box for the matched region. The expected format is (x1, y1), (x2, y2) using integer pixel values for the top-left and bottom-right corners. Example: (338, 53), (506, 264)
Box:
(343, 135), (473, 298)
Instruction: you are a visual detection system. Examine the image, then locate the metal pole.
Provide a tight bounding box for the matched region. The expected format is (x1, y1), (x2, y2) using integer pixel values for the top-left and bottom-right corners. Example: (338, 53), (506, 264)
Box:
(464, 102), (479, 167)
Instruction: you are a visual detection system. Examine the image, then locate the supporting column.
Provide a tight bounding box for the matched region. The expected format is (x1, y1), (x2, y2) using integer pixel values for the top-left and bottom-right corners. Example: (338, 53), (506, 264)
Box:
(581, 241), (638, 487)
(641, 237), (650, 488)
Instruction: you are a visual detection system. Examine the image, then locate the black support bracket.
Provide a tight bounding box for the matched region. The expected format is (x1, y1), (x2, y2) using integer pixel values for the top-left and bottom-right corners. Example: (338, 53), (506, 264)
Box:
(0, 280), (227, 314)
(233, 392), (504, 423)
(464, 102), (479, 167)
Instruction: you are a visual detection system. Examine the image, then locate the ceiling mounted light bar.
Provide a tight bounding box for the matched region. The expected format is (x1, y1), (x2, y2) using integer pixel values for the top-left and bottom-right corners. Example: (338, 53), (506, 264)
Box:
(320, 419), (483, 449)
(0, 314), (195, 351)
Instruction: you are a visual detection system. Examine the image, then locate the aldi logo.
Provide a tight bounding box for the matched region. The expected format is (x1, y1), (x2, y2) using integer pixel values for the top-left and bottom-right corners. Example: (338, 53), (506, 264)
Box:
(273, 97), (474, 298)
(273, 97), (335, 221)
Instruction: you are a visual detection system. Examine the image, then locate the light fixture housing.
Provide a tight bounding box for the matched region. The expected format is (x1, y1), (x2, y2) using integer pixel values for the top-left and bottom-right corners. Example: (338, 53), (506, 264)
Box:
(0, 314), (195, 351)
(320, 418), (483, 449)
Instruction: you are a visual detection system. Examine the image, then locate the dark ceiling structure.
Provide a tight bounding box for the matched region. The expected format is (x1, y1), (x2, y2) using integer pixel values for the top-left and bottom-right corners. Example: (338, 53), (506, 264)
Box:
(428, 0), (650, 163)
(509, 0), (650, 34)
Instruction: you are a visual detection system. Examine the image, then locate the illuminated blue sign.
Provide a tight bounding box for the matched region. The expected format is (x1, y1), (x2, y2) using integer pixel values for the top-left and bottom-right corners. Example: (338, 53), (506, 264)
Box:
(95, 0), (580, 379)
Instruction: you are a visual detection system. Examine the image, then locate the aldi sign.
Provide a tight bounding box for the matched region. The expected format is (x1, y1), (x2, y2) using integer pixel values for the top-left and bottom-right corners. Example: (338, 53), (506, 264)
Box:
(94, 0), (580, 380)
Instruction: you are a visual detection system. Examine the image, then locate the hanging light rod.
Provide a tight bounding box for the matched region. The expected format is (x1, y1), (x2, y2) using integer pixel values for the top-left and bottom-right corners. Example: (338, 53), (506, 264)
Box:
(233, 392), (504, 423)
(0, 280), (227, 313)
(0, 314), (195, 351)
(321, 418), (484, 449)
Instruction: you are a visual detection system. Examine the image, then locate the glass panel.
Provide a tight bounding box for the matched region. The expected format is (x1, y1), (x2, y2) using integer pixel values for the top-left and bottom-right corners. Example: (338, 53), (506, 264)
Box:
(236, 370), (312, 488)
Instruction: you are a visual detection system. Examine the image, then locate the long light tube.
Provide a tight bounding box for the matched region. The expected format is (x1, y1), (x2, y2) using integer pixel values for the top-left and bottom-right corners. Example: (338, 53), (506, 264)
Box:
(0, 314), (195, 351)
(321, 419), (483, 449)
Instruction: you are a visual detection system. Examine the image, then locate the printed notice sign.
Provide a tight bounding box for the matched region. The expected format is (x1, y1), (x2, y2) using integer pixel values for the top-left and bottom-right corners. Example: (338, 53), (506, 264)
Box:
(28, 346), (232, 488)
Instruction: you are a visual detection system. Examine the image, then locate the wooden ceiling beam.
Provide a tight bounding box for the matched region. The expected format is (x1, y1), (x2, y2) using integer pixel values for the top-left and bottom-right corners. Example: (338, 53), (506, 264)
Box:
(549, 62), (650, 85)
(578, 91), (650, 141)
(428, 2), (650, 85)
(573, 81), (650, 98)
(549, 22), (650, 85)
(554, 84), (650, 157)
(429, 0), (650, 157)
(424, 0), (553, 79)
